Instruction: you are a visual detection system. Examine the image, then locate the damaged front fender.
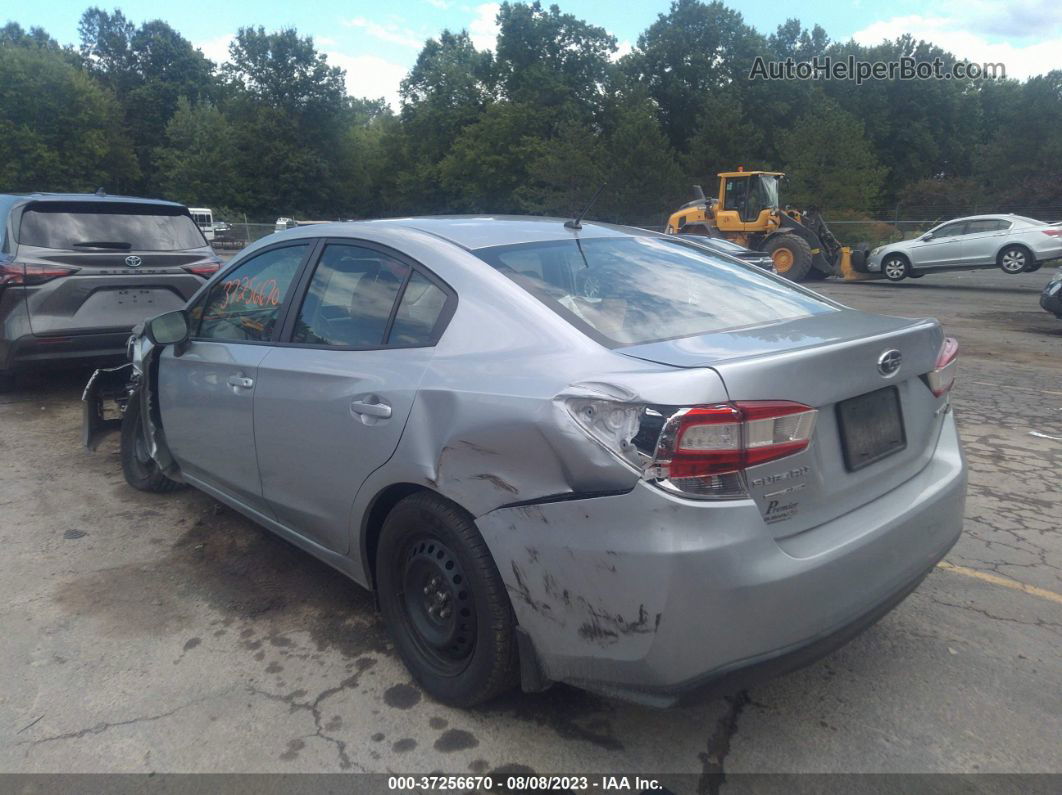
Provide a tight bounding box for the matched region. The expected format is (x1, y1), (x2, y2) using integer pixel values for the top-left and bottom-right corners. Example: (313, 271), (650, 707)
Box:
(81, 325), (182, 481)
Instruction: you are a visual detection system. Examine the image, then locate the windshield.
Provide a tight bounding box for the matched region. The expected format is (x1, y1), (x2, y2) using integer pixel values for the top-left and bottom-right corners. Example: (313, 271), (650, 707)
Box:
(475, 236), (836, 346)
(19, 204), (206, 251)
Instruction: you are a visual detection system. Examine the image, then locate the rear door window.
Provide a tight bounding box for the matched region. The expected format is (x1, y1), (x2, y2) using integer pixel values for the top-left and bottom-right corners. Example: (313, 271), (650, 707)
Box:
(292, 243), (410, 348)
(475, 236), (836, 346)
(389, 271), (449, 346)
(195, 244), (308, 342)
(19, 203), (206, 250)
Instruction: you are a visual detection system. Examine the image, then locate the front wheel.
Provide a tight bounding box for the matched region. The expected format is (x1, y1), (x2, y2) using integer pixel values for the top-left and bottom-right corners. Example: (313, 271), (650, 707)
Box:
(882, 255), (909, 281)
(377, 492), (519, 707)
(764, 234), (813, 281)
(999, 246), (1032, 274)
(120, 394), (185, 493)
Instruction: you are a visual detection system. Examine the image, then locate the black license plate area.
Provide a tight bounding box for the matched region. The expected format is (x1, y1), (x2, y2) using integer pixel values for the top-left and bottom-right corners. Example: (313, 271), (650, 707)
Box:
(836, 386), (906, 471)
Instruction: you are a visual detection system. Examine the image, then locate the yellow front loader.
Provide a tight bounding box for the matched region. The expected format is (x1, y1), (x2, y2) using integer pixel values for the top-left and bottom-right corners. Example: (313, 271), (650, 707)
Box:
(665, 170), (878, 282)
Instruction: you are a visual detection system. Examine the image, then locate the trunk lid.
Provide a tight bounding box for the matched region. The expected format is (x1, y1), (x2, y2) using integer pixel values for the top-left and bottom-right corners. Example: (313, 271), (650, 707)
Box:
(621, 310), (949, 539)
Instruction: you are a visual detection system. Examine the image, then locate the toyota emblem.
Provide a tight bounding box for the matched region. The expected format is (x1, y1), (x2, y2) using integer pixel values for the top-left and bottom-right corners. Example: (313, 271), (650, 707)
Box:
(125, 255), (142, 268)
(877, 349), (902, 377)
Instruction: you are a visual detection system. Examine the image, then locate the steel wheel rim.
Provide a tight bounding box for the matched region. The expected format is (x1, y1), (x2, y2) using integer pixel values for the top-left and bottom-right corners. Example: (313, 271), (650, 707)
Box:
(772, 248), (794, 272)
(398, 536), (476, 675)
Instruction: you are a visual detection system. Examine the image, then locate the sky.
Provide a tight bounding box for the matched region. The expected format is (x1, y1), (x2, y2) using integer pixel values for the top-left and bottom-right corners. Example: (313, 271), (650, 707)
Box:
(9, 1), (1062, 107)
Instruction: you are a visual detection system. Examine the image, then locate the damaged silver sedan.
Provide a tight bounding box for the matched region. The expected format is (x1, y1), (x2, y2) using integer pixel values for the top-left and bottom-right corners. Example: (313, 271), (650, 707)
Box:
(84, 217), (967, 707)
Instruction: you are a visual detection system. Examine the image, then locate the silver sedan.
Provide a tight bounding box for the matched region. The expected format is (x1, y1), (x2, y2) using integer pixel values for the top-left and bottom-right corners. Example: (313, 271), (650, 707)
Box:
(85, 217), (967, 707)
(867, 213), (1062, 281)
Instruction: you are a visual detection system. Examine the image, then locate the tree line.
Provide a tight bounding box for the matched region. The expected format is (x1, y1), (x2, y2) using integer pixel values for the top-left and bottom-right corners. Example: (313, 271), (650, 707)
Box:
(2, 1), (1060, 230)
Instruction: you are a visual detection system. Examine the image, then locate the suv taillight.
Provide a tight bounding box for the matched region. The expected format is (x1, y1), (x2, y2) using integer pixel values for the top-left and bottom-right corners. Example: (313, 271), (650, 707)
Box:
(649, 401), (817, 498)
(0, 257), (80, 287)
(182, 256), (223, 278)
(925, 337), (959, 397)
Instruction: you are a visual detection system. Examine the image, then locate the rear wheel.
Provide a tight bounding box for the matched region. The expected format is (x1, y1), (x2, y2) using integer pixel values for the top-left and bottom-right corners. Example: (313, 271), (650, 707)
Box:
(882, 255), (909, 281)
(120, 395), (185, 493)
(1026, 261), (1042, 273)
(764, 234), (813, 281)
(376, 492), (518, 707)
(999, 245), (1032, 274)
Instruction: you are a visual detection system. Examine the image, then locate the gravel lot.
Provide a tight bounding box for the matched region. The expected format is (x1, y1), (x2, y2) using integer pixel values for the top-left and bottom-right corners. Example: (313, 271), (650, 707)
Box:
(0, 267), (1059, 783)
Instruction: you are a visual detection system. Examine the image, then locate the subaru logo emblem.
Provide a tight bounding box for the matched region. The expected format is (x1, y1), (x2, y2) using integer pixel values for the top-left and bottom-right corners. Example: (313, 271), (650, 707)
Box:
(125, 255), (142, 268)
(877, 349), (902, 377)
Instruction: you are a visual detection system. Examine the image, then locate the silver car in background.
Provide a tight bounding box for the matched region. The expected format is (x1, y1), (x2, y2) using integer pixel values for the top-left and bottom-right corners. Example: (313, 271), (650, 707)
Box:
(84, 217), (967, 707)
(867, 214), (1062, 281)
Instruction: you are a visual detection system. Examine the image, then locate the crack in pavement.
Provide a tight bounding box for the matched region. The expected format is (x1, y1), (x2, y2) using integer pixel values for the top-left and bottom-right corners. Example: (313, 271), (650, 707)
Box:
(18, 687), (237, 749)
(246, 657), (376, 771)
(697, 691), (750, 795)
(928, 595), (1062, 636)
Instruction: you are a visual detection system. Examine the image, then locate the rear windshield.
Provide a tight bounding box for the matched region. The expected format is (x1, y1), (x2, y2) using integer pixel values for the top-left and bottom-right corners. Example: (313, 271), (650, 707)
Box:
(474, 236), (836, 346)
(19, 204), (206, 251)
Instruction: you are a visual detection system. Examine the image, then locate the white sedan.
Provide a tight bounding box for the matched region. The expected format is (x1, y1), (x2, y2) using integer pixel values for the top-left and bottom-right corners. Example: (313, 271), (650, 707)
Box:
(867, 214), (1062, 281)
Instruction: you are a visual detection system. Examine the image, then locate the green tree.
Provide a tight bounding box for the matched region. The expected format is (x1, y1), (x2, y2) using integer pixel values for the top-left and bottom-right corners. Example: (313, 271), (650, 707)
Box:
(776, 95), (886, 211)
(0, 44), (138, 192)
(154, 97), (238, 208)
(78, 8), (217, 193)
(494, 2), (615, 114)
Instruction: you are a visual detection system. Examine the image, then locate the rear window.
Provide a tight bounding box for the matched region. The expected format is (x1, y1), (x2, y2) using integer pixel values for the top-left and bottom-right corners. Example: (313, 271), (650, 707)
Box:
(18, 204), (206, 251)
(474, 236), (836, 346)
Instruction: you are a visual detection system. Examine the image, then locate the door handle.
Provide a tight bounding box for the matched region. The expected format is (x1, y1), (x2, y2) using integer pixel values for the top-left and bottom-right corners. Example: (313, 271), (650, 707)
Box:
(227, 375), (254, 389)
(350, 399), (391, 419)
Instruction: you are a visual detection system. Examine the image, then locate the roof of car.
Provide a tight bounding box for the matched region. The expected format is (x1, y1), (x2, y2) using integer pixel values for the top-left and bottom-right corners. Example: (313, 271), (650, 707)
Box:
(353, 215), (647, 250)
(949, 214), (1042, 224)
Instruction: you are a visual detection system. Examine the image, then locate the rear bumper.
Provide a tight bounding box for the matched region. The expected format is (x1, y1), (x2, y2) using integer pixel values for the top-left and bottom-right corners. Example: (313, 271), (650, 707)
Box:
(478, 412), (966, 706)
(2, 330), (130, 373)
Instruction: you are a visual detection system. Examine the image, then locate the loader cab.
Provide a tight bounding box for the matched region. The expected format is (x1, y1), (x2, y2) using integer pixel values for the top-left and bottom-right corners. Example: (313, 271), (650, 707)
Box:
(716, 171), (782, 232)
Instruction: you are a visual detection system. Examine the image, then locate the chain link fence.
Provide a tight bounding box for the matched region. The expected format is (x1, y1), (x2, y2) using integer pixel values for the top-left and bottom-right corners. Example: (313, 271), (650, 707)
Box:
(210, 222), (277, 251)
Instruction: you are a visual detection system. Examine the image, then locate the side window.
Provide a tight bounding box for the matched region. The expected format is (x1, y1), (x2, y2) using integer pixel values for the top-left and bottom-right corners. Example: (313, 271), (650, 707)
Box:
(196, 244), (307, 342)
(292, 243), (410, 348)
(966, 219), (1007, 234)
(934, 222), (966, 238)
(389, 271), (449, 346)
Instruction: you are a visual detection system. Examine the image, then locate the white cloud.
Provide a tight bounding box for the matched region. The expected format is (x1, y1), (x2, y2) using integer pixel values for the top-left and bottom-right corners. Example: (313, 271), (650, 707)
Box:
(344, 17), (425, 49)
(316, 36), (338, 48)
(425, 0), (450, 8)
(612, 40), (633, 62)
(852, 15), (1062, 80)
(196, 33), (234, 65)
(327, 51), (408, 109)
(469, 3), (500, 51)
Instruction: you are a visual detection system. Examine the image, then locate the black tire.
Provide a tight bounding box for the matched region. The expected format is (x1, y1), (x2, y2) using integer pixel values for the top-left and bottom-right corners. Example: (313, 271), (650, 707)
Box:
(803, 268), (829, 281)
(764, 234), (813, 281)
(881, 254), (910, 281)
(376, 492), (519, 707)
(909, 272), (924, 279)
(120, 395), (185, 493)
(998, 245), (1032, 274)
(1026, 261), (1042, 273)
(0, 372), (14, 393)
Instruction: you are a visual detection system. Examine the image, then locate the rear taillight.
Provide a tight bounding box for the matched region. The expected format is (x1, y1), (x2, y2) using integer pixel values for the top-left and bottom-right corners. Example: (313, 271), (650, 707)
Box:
(1041, 228), (1062, 237)
(926, 336), (959, 397)
(565, 396), (817, 500)
(183, 256), (223, 278)
(649, 401), (817, 498)
(0, 258), (79, 287)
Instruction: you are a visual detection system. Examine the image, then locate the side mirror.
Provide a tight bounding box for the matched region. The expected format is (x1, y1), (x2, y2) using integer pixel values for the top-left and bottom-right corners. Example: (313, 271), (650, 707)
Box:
(145, 310), (189, 346)
(921, 232), (934, 241)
